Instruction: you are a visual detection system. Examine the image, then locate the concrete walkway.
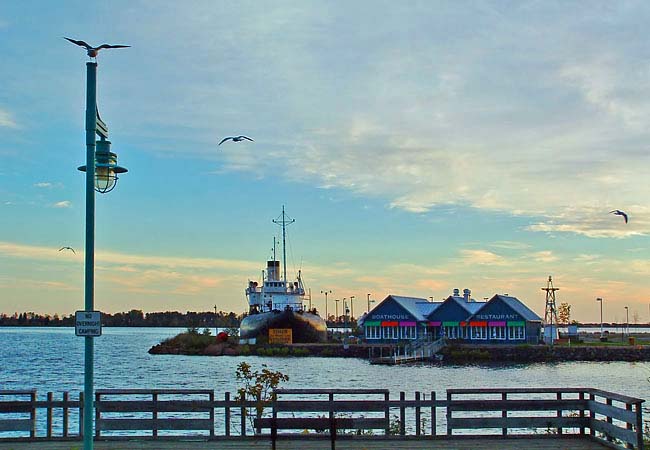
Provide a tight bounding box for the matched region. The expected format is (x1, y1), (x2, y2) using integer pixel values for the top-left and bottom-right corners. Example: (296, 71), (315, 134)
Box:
(0, 437), (614, 450)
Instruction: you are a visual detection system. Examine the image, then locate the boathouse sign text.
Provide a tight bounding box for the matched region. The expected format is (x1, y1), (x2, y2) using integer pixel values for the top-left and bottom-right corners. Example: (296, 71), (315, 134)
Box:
(371, 314), (410, 320)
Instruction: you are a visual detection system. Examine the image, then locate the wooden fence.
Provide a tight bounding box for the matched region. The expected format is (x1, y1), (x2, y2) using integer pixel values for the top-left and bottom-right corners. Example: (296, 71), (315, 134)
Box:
(0, 387), (645, 449)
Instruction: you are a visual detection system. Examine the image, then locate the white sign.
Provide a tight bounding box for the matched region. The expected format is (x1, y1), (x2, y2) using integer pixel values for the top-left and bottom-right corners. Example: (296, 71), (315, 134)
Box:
(75, 311), (102, 337)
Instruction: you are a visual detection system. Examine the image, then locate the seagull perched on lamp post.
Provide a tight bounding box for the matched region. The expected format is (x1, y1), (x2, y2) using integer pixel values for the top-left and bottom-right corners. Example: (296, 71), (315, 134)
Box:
(63, 37), (130, 59)
(59, 246), (76, 254)
(609, 210), (628, 223)
(218, 135), (254, 146)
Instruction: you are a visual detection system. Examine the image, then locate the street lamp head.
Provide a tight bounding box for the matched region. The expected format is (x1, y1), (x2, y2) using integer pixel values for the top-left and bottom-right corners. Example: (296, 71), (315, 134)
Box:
(78, 139), (127, 193)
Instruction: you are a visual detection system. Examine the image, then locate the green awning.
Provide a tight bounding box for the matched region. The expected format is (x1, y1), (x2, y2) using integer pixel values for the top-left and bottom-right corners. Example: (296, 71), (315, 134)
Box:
(507, 321), (525, 326)
(364, 321), (381, 326)
(442, 321), (459, 326)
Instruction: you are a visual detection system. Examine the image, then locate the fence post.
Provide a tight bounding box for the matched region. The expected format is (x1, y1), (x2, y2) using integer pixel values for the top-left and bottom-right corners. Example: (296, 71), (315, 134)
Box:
(399, 391), (405, 435)
(62, 391), (69, 438)
(209, 390), (215, 439)
(635, 402), (644, 450)
(329, 392), (336, 450)
(152, 392), (158, 438)
(625, 403), (633, 450)
(225, 392), (231, 437)
(446, 391), (452, 436)
(79, 391), (84, 437)
(384, 391), (390, 435)
(256, 391), (262, 435)
(415, 391), (421, 436)
(431, 391), (436, 436)
(606, 397), (614, 442)
(501, 392), (507, 436)
(29, 391), (36, 439)
(95, 391), (101, 438)
(556, 391), (563, 435)
(579, 391), (585, 436)
(589, 392), (595, 438)
(46, 392), (53, 438)
(240, 392), (247, 436)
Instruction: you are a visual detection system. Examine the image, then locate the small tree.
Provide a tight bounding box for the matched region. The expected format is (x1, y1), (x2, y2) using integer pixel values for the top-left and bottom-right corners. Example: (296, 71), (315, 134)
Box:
(558, 302), (571, 325)
(235, 362), (289, 431)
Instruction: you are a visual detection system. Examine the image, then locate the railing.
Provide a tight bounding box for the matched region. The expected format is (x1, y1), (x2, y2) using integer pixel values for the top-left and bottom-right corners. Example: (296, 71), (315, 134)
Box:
(0, 387), (644, 449)
(447, 388), (645, 449)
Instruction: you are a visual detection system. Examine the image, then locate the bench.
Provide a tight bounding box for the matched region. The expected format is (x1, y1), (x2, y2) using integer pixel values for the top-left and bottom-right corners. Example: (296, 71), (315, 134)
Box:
(254, 389), (390, 450)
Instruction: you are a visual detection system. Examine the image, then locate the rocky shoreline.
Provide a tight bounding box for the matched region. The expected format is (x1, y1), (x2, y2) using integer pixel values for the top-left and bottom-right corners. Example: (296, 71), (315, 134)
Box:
(149, 337), (650, 362)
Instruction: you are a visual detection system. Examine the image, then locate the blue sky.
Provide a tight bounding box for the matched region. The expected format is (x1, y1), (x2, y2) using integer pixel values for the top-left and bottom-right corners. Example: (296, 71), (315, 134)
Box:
(1, 1), (649, 323)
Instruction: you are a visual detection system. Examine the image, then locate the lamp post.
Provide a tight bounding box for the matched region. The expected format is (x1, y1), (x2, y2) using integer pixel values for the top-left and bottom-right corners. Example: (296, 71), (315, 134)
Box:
(214, 305), (217, 336)
(349, 295), (355, 320)
(596, 298), (603, 339)
(78, 61), (127, 450)
(624, 306), (629, 337)
(343, 300), (350, 348)
(335, 299), (340, 321)
(321, 290), (331, 322)
(367, 293), (374, 313)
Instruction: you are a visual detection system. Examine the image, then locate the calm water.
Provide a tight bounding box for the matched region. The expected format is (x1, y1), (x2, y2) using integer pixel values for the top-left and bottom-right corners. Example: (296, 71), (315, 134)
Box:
(1, 327), (649, 406)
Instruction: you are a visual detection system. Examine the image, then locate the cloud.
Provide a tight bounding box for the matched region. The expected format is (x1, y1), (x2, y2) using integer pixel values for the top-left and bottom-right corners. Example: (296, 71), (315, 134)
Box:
(459, 249), (507, 266)
(52, 201), (71, 208)
(0, 108), (17, 128)
(34, 182), (53, 188)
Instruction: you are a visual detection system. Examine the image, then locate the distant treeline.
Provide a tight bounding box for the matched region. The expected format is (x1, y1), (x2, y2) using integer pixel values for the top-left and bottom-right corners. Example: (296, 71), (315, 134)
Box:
(0, 310), (243, 328)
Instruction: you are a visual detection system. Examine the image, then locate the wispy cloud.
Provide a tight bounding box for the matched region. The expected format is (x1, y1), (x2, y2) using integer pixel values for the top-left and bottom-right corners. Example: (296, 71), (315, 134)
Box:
(34, 182), (52, 188)
(52, 201), (71, 208)
(0, 108), (17, 128)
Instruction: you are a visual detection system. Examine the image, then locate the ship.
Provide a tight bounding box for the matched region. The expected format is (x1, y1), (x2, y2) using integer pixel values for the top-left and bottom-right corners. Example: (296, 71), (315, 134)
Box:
(239, 207), (327, 344)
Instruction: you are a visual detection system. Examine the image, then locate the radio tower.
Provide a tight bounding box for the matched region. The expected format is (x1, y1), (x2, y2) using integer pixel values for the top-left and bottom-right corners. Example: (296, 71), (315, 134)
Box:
(541, 276), (559, 346)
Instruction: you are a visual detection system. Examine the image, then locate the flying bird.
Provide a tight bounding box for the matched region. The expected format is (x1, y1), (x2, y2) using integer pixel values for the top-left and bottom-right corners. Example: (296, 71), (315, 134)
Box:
(609, 210), (628, 223)
(218, 135), (254, 146)
(59, 246), (76, 254)
(63, 37), (130, 59)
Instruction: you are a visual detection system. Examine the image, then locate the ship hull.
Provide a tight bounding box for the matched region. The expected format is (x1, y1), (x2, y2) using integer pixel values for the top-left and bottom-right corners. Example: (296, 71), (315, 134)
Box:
(239, 310), (327, 343)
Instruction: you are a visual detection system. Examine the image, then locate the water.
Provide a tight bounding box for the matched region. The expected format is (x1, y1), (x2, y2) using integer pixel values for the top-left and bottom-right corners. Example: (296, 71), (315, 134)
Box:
(1, 327), (649, 403)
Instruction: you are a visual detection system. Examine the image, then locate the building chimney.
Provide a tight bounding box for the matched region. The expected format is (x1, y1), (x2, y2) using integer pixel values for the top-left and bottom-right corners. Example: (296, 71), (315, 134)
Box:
(453, 288), (460, 297)
(463, 288), (471, 302)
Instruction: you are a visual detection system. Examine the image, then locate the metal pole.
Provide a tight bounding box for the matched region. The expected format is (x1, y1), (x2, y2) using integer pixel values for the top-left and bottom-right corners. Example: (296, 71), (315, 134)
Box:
(367, 293), (370, 313)
(597, 298), (603, 339)
(350, 296), (354, 319)
(83, 61), (97, 450)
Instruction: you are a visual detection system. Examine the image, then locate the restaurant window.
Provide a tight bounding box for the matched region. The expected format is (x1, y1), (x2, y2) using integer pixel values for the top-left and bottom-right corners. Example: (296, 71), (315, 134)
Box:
(490, 326), (506, 340)
(508, 325), (525, 340)
(471, 326), (487, 340)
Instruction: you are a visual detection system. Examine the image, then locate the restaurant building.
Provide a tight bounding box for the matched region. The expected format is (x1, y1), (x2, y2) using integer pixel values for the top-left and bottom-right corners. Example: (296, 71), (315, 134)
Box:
(361, 288), (542, 344)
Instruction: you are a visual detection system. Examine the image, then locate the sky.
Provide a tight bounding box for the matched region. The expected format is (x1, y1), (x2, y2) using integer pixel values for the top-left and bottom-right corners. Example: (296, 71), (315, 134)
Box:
(1, 1), (649, 324)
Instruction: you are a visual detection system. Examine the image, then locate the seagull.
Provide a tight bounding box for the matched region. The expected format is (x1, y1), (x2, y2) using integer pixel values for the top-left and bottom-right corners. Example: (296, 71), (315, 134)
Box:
(59, 246), (76, 254)
(63, 37), (130, 59)
(218, 135), (254, 146)
(609, 210), (628, 223)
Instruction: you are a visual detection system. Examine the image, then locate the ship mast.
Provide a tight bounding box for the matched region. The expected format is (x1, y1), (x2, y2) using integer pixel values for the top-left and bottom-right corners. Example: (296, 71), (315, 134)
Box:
(272, 205), (295, 286)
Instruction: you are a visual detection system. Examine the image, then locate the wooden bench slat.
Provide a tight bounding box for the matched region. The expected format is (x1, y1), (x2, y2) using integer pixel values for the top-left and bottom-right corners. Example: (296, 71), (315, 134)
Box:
(255, 417), (386, 431)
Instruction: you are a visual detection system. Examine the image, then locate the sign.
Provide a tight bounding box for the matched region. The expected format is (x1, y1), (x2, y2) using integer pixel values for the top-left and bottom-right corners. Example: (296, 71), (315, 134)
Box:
(75, 311), (102, 337)
(269, 328), (292, 344)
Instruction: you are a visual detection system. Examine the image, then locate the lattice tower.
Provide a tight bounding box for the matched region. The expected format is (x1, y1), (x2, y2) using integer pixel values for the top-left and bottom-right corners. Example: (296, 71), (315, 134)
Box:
(541, 276), (559, 328)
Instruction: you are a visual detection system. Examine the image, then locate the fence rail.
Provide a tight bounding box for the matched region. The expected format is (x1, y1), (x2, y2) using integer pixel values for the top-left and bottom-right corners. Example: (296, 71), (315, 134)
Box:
(0, 387), (644, 449)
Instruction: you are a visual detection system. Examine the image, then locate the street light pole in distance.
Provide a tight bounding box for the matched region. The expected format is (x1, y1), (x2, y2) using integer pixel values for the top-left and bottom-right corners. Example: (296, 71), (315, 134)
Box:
(321, 290), (331, 322)
(596, 298), (603, 340)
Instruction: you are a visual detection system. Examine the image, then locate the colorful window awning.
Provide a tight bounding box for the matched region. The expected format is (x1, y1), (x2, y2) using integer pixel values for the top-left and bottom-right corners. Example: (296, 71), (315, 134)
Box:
(507, 321), (525, 327)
